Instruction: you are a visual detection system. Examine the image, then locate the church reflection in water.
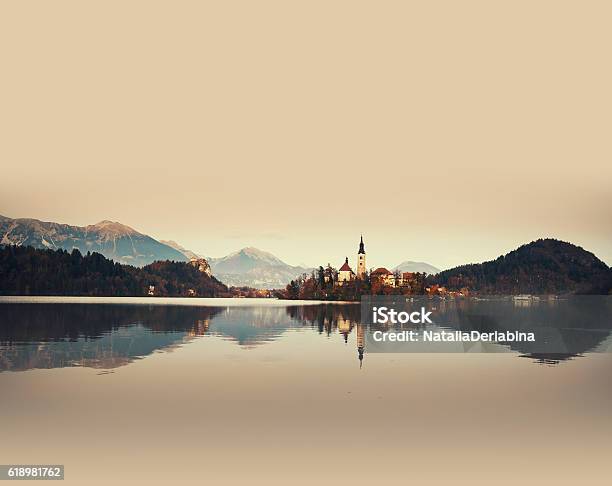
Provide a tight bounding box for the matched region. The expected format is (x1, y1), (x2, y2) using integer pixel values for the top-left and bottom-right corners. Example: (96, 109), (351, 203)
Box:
(0, 299), (610, 372)
(0, 303), (366, 372)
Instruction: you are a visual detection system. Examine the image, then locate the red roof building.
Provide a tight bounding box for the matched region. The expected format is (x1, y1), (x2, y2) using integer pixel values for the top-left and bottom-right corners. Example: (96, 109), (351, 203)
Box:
(337, 257), (354, 286)
(339, 257), (353, 272)
(371, 267), (396, 287)
(371, 267), (393, 276)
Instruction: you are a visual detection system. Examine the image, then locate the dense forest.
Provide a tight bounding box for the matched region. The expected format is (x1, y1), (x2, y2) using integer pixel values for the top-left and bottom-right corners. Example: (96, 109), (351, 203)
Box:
(429, 239), (611, 294)
(0, 245), (229, 297)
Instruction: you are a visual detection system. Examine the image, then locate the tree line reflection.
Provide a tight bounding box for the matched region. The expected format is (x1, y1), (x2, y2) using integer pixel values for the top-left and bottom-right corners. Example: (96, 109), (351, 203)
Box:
(0, 300), (610, 372)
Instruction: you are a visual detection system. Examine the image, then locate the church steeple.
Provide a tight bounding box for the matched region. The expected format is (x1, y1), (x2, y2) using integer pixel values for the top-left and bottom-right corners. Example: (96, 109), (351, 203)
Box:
(356, 323), (365, 369)
(357, 235), (366, 278)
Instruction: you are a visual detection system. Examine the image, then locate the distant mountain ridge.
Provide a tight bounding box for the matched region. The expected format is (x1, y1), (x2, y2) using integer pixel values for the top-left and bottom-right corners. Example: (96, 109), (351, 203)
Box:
(430, 239), (610, 294)
(160, 240), (203, 260)
(394, 261), (440, 274)
(0, 215), (187, 267)
(0, 215), (308, 287)
(208, 247), (310, 289)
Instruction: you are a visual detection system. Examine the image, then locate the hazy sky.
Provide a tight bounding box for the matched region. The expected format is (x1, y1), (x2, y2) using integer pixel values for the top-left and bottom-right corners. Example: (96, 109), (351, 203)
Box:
(1, 1), (610, 270)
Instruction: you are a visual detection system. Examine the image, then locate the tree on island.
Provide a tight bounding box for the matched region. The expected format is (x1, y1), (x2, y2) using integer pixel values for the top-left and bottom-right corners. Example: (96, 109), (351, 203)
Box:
(279, 265), (423, 301)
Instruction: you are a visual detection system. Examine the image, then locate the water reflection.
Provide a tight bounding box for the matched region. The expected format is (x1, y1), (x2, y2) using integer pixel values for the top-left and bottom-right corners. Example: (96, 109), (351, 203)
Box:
(0, 299), (610, 372)
(0, 304), (223, 371)
(0, 303), (361, 371)
(363, 296), (612, 364)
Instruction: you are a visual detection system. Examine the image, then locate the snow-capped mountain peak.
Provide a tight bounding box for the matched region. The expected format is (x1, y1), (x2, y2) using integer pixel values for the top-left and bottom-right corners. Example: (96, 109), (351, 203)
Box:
(86, 220), (140, 238)
(208, 247), (309, 289)
(0, 215), (186, 267)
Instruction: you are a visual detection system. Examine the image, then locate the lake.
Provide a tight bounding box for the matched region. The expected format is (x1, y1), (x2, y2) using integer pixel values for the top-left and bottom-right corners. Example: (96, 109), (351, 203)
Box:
(1, 297), (611, 485)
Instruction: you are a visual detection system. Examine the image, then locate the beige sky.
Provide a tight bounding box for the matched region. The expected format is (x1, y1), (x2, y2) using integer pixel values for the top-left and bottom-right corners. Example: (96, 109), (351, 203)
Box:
(1, 1), (610, 269)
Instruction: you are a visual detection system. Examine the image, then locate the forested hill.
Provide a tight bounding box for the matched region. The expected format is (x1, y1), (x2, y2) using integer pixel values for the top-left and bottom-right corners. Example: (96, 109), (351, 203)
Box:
(0, 245), (229, 297)
(430, 239), (611, 294)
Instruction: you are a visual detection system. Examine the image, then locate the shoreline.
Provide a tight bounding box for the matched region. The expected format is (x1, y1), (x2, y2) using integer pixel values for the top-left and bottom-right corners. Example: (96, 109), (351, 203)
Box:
(0, 296), (359, 306)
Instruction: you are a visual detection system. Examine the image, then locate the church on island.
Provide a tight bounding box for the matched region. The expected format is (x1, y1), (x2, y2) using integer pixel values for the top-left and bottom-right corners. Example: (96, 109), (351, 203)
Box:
(337, 235), (367, 285)
(334, 236), (417, 289)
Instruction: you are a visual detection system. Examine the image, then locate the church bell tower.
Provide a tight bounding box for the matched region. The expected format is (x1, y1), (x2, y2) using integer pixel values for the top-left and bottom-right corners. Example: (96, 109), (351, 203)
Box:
(357, 235), (366, 278)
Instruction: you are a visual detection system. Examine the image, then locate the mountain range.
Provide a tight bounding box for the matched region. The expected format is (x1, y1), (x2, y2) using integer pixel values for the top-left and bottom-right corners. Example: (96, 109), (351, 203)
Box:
(0, 215), (187, 267)
(1, 215), (610, 295)
(0, 215), (312, 288)
(157, 239), (311, 288)
(207, 247), (310, 289)
(159, 240), (202, 260)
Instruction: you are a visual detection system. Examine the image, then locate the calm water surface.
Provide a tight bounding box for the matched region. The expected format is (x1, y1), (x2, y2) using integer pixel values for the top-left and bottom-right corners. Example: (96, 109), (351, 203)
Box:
(0, 297), (611, 485)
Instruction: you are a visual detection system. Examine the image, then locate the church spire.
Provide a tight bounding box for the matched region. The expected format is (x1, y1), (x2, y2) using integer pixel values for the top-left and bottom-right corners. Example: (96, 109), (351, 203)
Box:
(356, 235), (366, 278)
(356, 323), (365, 369)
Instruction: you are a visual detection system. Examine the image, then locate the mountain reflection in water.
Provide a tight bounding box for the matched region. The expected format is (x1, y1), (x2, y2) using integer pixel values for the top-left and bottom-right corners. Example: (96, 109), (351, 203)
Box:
(0, 299), (610, 372)
(0, 303), (361, 372)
